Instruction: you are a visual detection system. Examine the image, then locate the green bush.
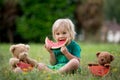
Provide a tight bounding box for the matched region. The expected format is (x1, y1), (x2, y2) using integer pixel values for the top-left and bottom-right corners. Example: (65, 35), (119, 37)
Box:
(16, 0), (76, 43)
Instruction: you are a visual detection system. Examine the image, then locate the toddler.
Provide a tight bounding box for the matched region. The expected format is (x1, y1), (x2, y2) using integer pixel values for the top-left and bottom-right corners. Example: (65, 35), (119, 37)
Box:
(38, 18), (81, 73)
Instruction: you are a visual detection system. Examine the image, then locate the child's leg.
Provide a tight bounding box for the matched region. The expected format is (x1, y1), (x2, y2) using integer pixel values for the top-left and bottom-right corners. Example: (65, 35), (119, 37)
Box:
(38, 63), (52, 72)
(58, 58), (80, 73)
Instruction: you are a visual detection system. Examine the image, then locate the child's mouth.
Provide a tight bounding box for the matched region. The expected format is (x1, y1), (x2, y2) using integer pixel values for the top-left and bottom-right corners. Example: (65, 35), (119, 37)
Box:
(58, 39), (66, 42)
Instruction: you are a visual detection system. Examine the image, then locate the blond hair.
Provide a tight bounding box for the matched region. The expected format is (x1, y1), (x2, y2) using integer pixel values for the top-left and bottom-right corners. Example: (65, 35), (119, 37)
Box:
(52, 18), (76, 40)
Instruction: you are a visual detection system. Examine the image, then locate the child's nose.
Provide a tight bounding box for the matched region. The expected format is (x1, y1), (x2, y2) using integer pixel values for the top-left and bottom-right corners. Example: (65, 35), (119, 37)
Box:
(59, 34), (63, 37)
(60, 34), (64, 37)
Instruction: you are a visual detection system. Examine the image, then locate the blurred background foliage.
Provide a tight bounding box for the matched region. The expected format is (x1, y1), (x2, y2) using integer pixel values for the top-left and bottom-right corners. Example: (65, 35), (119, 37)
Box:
(0, 0), (120, 43)
(16, 0), (76, 43)
(103, 0), (120, 22)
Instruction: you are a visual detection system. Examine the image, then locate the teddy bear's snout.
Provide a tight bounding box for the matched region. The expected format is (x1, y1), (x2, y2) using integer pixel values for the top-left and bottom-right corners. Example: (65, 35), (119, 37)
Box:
(23, 53), (27, 56)
(100, 58), (108, 64)
(101, 59), (104, 62)
(101, 58), (106, 63)
(23, 52), (28, 57)
(19, 52), (28, 59)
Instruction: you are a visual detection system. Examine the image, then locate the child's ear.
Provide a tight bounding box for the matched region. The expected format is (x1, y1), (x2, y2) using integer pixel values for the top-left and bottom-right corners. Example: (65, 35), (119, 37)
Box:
(96, 52), (101, 57)
(10, 45), (16, 53)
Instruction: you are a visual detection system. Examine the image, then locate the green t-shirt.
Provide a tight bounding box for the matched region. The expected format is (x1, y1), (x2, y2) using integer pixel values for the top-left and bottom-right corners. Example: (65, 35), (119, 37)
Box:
(47, 40), (81, 70)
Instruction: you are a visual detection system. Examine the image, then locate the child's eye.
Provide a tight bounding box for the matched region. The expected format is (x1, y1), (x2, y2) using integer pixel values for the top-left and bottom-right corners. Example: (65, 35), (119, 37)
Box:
(63, 32), (66, 34)
(56, 33), (59, 35)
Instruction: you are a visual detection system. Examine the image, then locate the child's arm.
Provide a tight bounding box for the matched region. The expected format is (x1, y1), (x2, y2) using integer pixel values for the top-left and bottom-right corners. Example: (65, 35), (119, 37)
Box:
(61, 46), (79, 61)
(45, 44), (56, 65)
(49, 52), (56, 65)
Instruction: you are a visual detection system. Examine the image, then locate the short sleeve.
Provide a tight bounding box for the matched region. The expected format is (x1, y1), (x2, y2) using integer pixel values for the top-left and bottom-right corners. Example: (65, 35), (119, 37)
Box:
(72, 42), (81, 58)
(67, 41), (81, 58)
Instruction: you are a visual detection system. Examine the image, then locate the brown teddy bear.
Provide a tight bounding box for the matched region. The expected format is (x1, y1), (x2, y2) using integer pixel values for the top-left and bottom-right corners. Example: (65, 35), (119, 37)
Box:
(9, 43), (38, 73)
(88, 51), (114, 67)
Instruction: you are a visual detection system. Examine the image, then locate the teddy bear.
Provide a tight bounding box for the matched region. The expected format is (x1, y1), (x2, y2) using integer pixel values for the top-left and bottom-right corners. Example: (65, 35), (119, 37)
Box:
(88, 51), (114, 67)
(9, 43), (38, 73)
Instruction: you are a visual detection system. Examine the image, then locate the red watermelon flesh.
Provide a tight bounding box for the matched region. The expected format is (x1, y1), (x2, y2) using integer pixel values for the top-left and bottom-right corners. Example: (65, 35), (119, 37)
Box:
(17, 62), (33, 72)
(45, 37), (67, 49)
(88, 65), (110, 77)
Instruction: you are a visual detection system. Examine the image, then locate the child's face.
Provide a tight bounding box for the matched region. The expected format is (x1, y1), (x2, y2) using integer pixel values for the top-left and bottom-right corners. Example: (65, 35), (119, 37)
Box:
(54, 27), (70, 42)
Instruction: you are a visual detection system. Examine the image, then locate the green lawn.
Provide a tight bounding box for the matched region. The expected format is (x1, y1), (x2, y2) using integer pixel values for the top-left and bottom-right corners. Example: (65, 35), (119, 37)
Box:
(0, 42), (120, 80)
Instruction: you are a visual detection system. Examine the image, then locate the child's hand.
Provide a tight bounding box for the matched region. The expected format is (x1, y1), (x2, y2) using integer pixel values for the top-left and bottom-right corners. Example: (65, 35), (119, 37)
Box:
(44, 44), (53, 53)
(61, 46), (68, 55)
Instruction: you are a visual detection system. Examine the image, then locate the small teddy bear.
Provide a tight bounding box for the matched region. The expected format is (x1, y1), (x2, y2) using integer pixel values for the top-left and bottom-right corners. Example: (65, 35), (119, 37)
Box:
(88, 51), (114, 67)
(9, 43), (38, 73)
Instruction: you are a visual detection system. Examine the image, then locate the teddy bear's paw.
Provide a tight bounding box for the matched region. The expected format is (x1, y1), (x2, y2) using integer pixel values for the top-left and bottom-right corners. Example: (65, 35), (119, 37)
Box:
(14, 67), (23, 73)
(104, 64), (110, 68)
(9, 58), (19, 66)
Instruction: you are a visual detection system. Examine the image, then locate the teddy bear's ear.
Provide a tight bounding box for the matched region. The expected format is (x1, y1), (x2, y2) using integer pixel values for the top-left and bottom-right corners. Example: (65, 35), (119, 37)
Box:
(96, 52), (101, 57)
(110, 55), (114, 61)
(26, 45), (30, 50)
(9, 45), (16, 53)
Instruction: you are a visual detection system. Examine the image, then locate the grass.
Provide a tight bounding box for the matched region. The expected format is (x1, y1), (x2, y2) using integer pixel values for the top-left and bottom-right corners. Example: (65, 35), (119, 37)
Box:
(0, 42), (120, 80)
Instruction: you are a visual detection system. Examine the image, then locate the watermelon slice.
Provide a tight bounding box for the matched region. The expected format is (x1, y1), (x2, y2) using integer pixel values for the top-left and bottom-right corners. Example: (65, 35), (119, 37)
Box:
(17, 62), (33, 72)
(45, 37), (67, 49)
(88, 65), (110, 77)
